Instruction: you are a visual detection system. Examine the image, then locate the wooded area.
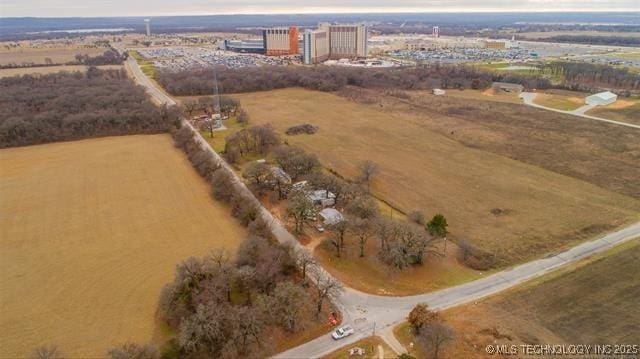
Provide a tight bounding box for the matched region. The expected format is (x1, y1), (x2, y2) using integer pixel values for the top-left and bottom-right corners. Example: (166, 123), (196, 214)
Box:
(0, 68), (180, 148)
(156, 65), (553, 96)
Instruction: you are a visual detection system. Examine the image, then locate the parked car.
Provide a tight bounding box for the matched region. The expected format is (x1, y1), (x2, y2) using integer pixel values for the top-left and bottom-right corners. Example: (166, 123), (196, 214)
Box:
(331, 325), (354, 340)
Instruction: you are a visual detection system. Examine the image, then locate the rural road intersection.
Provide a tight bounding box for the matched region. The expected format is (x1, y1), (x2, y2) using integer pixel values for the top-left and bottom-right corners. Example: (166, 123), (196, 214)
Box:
(129, 57), (640, 358)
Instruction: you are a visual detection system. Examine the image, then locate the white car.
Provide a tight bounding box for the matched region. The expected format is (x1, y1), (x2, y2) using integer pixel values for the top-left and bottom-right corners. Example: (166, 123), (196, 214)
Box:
(331, 325), (355, 340)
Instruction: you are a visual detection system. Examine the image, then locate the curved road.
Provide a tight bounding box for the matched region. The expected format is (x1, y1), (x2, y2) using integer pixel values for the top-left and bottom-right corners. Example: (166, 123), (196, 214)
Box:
(127, 57), (640, 358)
(519, 92), (640, 130)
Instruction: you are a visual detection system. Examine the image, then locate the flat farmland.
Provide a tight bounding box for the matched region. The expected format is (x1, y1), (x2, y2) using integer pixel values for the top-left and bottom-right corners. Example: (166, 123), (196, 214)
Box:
(0, 135), (246, 357)
(0, 65), (123, 78)
(0, 46), (104, 66)
(235, 88), (640, 267)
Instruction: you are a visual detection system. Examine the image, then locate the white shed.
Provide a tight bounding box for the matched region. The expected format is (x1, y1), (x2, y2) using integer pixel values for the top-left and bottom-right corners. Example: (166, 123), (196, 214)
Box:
(585, 91), (617, 106)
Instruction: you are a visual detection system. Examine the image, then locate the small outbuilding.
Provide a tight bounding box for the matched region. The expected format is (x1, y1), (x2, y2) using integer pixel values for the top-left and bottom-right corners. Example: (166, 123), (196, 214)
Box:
(492, 82), (524, 93)
(585, 91), (617, 106)
(319, 208), (343, 225)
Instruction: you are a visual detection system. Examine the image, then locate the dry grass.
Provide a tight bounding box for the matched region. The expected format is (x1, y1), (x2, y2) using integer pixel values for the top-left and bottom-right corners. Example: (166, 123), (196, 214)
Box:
(533, 90), (588, 111)
(423, 88), (523, 104)
(315, 237), (483, 296)
(324, 336), (396, 359)
(0, 47), (104, 66)
(0, 135), (247, 357)
(234, 88), (640, 268)
(587, 98), (640, 125)
(395, 239), (640, 358)
(0, 65), (123, 78)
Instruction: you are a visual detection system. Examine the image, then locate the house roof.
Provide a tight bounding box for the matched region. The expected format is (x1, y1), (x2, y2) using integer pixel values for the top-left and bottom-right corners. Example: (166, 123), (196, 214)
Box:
(270, 166), (291, 183)
(319, 208), (343, 224)
(308, 189), (336, 201)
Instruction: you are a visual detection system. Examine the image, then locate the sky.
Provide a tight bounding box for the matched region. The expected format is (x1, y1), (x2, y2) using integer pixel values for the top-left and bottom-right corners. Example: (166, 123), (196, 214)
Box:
(1, 0), (639, 17)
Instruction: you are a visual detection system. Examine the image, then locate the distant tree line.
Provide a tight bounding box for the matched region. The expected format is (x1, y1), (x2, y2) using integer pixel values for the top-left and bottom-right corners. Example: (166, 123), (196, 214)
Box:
(541, 61), (640, 93)
(155, 64), (553, 96)
(0, 69), (181, 148)
(537, 35), (640, 47)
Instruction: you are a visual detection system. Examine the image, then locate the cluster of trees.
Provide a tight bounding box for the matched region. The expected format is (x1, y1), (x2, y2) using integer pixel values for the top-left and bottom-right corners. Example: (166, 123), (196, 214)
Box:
(75, 49), (124, 66)
(0, 69), (181, 148)
(407, 304), (455, 359)
(224, 124), (280, 164)
(541, 61), (640, 93)
(159, 241), (308, 358)
(181, 95), (243, 119)
(156, 65), (552, 96)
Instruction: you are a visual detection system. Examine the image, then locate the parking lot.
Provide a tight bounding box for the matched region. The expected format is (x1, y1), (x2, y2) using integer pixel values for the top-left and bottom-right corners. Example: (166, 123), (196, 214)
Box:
(136, 46), (293, 70)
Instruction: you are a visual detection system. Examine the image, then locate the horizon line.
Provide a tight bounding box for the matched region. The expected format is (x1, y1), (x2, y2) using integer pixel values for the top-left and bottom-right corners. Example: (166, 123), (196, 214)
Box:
(3, 9), (640, 19)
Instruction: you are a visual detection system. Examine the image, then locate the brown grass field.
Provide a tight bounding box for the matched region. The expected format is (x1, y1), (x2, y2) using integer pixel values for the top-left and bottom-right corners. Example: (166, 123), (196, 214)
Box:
(532, 90), (588, 111)
(235, 88), (640, 268)
(0, 47), (104, 66)
(0, 135), (247, 357)
(395, 239), (640, 358)
(587, 98), (640, 126)
(0, 65), (123, 78)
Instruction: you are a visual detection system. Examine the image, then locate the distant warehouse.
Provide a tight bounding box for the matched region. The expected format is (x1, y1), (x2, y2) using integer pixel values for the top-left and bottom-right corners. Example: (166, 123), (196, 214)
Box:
(222, 39), (265, 54)
(585, 91), (618, 106)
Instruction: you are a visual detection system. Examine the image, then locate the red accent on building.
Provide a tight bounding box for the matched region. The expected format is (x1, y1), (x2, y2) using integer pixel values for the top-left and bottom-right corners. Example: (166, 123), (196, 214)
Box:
(289, 26), (299, 55)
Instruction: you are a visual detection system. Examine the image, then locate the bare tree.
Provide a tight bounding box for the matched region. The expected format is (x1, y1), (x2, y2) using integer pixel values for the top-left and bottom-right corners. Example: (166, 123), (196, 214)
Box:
(271, 281), (311, 332)
(31, 345), (64, 359)
(417, 323), (455, 359)
(236, 108), (249, 125)
(345, 195), (380, 219)
(107, 342), (159, 359)
(350, 217), (374, 257)
(358, 160), (378, 190)
(286, 189), (315, 234)
(182, 99), (198, 118)
(243, 162), (271, 187)
(326, 219), (349, 258)
(294, 248), (317, 281)
(311, 269), (342, 318)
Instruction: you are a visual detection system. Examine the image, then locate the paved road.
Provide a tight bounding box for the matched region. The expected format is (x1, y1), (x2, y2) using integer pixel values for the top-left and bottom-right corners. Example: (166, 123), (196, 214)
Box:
(519, 92), (640, 130)
(127, 58), (640, 359)
(125, 57), (176, 106)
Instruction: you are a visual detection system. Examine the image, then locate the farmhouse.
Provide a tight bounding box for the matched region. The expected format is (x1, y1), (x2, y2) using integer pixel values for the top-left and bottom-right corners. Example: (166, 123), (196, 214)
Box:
(319, 208), (343, 225)
(492, 82), (524, 93)
(585, 91), (618, 106)
(308, 189), (336, 207)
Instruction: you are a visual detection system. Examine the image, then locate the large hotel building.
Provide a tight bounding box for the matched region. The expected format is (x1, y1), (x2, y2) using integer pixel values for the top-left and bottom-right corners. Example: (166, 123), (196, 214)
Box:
(263, 27), (299, 56)
(241, 24), (367, 63)
(303, 24), (368, 64)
